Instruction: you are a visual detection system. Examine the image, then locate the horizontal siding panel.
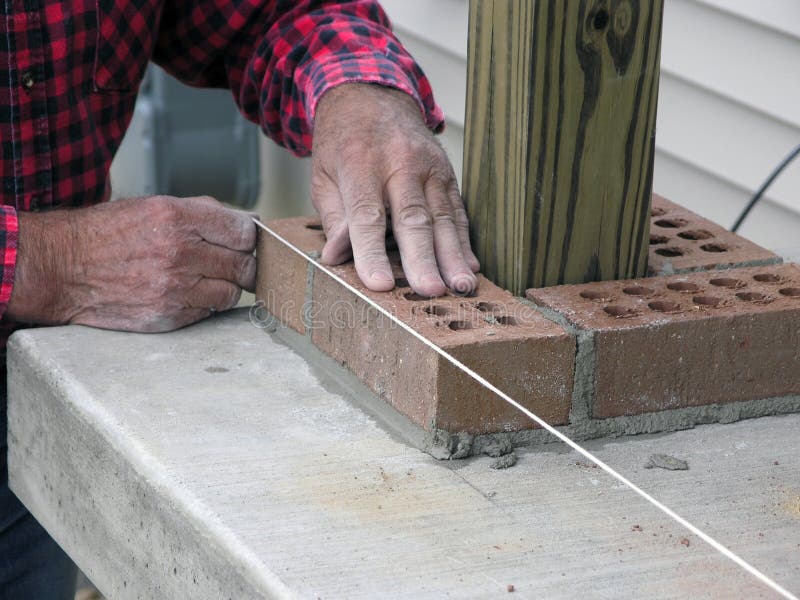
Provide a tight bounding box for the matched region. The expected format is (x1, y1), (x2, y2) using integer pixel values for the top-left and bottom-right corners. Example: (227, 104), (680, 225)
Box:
(696, 0), (800, 39)
(380, 0), (467, 58)
(662, 0), (800, 128)
(656, 73), (800, 216)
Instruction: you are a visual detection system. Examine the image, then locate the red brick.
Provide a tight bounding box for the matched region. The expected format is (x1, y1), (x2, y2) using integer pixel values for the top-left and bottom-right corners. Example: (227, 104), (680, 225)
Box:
(648, 194), (779, 275)
(255, 217), (324, 333)
(528, 264), (800, 418)
(256, 217), (575, 435)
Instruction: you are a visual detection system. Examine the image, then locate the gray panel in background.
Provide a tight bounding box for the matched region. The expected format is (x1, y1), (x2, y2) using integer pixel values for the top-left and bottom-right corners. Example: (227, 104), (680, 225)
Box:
(111, 66), (260, 209)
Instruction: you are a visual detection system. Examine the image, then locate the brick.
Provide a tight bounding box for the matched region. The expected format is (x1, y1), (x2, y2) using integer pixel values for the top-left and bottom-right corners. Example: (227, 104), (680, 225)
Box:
(528, 264), (800, 419)
(648, 194), (780, 275)
(255, 217), (324, 333)
(256, 218), (575, 435)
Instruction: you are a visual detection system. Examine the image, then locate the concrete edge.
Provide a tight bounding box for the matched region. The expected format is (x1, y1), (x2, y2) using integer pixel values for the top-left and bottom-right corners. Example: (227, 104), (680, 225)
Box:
(6, 329), (298, 600)
(270, 323), (431, 454)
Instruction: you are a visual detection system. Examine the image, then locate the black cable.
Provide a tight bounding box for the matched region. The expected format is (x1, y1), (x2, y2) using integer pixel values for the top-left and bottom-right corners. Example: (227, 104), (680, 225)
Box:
(731, 142), (800, 233)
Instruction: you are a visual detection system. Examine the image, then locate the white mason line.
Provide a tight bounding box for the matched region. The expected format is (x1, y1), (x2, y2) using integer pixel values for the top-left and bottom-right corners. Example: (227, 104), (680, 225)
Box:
(253, 218), (798, 600)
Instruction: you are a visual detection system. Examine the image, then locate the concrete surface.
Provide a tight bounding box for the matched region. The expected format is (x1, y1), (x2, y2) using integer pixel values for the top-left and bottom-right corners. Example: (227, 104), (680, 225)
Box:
(7, 309), (800, 599)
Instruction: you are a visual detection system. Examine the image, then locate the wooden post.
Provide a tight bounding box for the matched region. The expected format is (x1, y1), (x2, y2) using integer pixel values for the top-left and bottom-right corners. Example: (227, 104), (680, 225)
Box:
(462, 0), (663, 294)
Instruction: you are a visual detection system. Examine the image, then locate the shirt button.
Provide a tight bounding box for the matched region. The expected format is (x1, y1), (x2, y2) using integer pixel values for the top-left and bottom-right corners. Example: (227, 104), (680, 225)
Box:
(21, 71), (35, 89)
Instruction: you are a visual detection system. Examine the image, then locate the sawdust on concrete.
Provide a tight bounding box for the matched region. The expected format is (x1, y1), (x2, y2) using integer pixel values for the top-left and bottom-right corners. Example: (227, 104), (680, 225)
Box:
(644, 454), (689, 471)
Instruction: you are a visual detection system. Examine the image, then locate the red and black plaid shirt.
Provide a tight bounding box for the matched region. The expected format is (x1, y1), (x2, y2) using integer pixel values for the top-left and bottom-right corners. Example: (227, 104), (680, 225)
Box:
(0, 0), (444, 348)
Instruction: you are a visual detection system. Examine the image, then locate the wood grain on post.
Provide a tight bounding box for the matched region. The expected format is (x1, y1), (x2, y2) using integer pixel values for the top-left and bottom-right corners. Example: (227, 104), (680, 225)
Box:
(462, 0), (663, 294)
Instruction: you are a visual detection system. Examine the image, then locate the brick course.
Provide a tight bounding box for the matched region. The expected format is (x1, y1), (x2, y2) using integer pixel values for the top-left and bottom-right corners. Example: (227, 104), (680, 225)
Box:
(529, 264), (800, 418)
(256, 219), (575, 435)
(648, 195), (780, 275)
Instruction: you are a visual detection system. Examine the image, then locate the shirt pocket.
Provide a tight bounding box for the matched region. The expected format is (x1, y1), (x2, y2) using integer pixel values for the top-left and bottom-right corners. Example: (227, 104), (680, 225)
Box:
(94, 0), (163, 92)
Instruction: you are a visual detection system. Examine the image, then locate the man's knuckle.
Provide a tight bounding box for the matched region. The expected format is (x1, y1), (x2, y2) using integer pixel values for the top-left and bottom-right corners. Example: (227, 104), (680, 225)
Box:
(452, 205), (469, 223)
(349, 201), (384, 227)
(149, 197), (182, 227)
(431, 208), (455, 226)
(396, 204), (432, 229)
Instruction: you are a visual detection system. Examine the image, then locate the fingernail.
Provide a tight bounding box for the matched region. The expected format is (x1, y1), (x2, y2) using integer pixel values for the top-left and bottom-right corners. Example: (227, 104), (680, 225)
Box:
(451, 273), (477, 295)
(370, 270), (394, 285)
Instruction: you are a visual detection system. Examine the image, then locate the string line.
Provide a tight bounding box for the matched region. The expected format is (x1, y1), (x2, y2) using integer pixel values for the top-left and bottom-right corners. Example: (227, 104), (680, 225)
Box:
(254, 218), (798, 600)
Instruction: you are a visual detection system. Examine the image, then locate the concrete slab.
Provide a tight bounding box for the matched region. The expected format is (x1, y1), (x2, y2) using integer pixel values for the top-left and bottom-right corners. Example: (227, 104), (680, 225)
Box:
(7, 309), (800, 599)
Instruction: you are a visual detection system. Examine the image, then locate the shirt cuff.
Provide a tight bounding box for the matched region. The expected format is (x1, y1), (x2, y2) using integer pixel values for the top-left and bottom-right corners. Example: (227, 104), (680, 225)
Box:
(303, 52), (446, 149)
(0, 205), (18, 320)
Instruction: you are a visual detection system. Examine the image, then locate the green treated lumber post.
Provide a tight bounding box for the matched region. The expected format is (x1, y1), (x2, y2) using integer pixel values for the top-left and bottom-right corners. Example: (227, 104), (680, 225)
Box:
(462, 0), (663, 294)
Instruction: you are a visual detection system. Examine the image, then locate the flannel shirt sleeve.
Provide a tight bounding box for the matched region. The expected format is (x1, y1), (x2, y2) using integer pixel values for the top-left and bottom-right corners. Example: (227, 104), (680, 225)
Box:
(0, 206), (19, 320)
(152, 0), (445, 156)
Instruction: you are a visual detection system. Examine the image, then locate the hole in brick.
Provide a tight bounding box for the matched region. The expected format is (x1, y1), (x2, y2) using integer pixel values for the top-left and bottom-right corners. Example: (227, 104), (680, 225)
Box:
(678, 229), (713, 241)
(476, 301), (502, 313)
(655, 247), (686, 257)
(404, 291), (433, 301)
(700, 242), (729, 253)
(448, 320), (475, 331)
(604, 305), (638, 318)
(736, 292), (772, 303)
(779, 287), (800, 297)
(423, 305), (450, 317)
(648, 300), (682, 313)
(693, 295), (723, 308)
(651, 207), (667, 217)
(306, 223), (323, 231)
(667, 282), (700, 293)
(395, 277), (410, 288)
(650, 234), (670, 245)
(753, 273), (784, 284)
(654, 218), (689, 229)
(495, 315), (518, 326)
(710, 278), (745, 289)
(623, 285), (655, 297)
(580, 290), (612, 301)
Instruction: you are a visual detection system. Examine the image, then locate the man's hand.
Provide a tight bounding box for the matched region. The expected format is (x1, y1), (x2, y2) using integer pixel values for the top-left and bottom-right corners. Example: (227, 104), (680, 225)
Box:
(6, 196), (256, 333)
(312, 84), (479, 297)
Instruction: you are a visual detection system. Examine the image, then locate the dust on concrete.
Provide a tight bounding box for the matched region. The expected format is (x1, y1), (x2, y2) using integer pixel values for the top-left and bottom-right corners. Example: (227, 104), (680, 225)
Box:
(426, 431), (474, 460)
(490, 452), (517, 470)
(644, 454), (689, 471)
(480, 437), (513, 458)
(785, 494), (800, 518)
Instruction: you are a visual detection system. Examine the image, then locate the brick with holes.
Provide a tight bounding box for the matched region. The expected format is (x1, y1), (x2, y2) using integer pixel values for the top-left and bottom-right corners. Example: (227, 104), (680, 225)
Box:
(528, 264), (800, 418)
(648, 195), (780, 275)
(256, 218), (575, 434)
